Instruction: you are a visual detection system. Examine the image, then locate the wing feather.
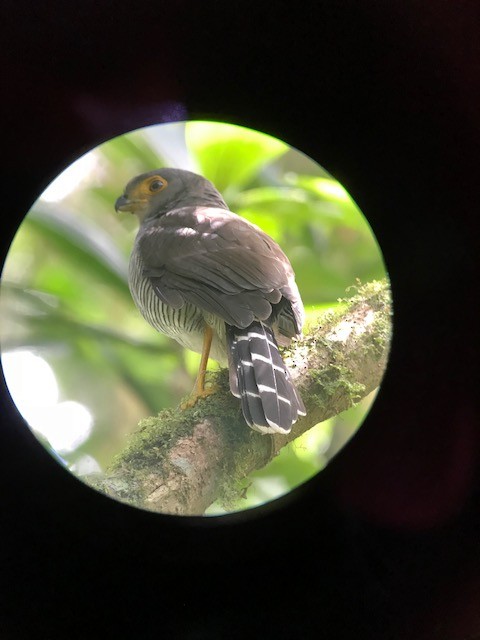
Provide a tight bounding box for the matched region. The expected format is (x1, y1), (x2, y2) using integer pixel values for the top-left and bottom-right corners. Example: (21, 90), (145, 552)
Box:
(137, 206), (303, 331)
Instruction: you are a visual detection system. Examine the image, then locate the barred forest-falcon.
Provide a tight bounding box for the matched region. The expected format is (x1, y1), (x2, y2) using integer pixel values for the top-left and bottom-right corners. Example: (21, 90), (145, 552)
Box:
(115, 168), (306, 434)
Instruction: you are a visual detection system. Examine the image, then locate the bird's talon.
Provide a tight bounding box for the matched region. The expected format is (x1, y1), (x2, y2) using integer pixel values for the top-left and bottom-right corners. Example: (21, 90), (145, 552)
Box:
(180, 384), (218, 410)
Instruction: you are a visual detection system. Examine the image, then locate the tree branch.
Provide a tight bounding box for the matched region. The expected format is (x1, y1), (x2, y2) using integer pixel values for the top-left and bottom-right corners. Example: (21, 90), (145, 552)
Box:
(91, 280), (392, 515)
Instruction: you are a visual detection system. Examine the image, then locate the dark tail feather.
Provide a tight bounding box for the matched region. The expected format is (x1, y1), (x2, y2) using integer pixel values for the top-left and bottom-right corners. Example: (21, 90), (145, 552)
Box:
(226, 321), (306, 434)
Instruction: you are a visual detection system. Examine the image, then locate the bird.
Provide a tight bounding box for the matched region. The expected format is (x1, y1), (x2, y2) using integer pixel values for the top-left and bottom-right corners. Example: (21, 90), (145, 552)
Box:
(115, 168), (306, 434)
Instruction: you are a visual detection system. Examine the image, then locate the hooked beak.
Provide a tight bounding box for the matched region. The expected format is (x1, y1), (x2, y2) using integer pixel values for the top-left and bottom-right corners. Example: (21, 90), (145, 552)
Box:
(115, 194), (136, 213)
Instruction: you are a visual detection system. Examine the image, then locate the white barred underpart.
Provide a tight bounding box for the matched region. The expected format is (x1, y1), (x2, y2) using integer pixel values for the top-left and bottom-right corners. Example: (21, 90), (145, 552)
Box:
(228, 320), (306, 434)
(128, 250), (226, 360)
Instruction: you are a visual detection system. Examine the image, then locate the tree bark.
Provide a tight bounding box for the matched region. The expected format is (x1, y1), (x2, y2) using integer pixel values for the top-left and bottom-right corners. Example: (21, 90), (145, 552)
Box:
(91, 279), (392, 515)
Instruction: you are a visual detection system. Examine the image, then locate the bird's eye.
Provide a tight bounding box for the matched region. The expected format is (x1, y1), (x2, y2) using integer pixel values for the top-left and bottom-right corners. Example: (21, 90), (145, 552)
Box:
(149, 179), (165, 192)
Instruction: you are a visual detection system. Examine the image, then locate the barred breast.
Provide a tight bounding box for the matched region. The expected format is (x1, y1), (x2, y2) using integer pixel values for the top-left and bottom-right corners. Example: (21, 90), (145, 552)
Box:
(128, 248), (228, 364)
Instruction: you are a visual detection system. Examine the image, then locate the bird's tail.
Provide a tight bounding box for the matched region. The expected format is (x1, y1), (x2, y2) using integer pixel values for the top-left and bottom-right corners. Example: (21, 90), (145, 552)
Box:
(226, 321), (306, 434)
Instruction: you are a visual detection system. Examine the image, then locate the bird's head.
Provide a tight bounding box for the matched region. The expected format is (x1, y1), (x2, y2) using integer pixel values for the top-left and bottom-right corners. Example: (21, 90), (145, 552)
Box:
(115, 168), (227, 223)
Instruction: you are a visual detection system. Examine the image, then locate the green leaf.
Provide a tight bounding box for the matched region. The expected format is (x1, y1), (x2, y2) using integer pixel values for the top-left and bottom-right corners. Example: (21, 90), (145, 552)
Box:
(26, 202), (130, 298)
(230, 185), (310, 209)
(185, 121), (288, 193)
(286, 174), (372, 233)
(100, 131), (166, 173)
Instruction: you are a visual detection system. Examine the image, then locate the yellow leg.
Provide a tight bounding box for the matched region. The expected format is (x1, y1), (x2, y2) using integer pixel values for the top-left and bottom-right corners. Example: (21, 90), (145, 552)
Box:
(181, 325), (218, 409)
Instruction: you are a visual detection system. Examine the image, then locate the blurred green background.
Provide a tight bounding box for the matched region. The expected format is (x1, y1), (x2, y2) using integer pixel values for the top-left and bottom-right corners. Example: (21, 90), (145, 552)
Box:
(0, 121), (388, 514)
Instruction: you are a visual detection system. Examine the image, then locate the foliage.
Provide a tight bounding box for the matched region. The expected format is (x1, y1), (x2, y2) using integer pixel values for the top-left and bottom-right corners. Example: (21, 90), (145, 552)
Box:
(0, 121), (388, 512)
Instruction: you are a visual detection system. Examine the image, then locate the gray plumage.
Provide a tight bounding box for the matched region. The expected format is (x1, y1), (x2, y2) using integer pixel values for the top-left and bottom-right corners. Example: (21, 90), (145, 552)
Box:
(116, 168), (306, 434)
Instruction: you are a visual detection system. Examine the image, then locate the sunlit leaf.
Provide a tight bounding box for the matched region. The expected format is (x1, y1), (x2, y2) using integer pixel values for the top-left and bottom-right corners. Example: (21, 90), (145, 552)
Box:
(186, 121), (287, 193)
(285, 174), (373, 232)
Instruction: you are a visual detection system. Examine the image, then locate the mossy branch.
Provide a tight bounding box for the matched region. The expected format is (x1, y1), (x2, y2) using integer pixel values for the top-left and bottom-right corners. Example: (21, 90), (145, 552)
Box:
(91, 280), (392, 515)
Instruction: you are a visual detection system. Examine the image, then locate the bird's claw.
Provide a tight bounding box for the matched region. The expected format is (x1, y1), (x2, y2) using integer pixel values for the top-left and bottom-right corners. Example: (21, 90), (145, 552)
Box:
(180, 383), (218, 410)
